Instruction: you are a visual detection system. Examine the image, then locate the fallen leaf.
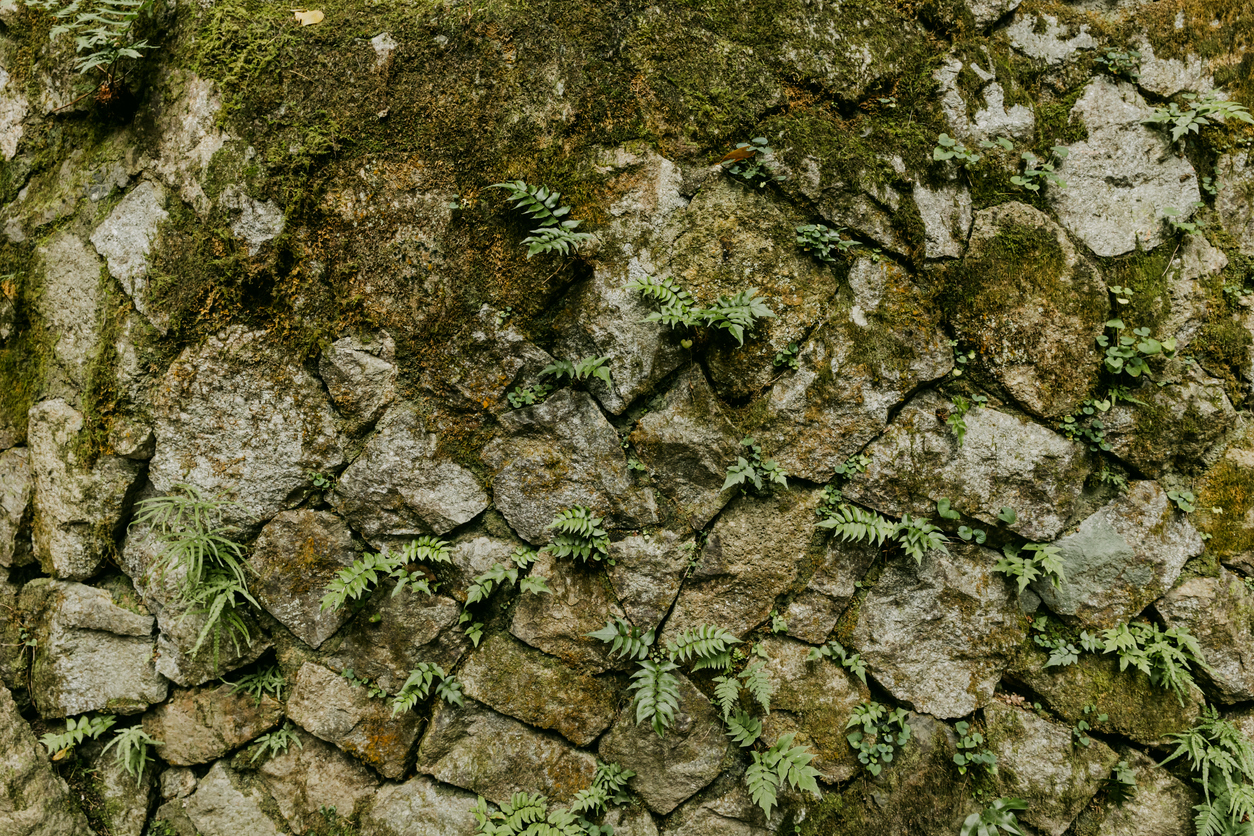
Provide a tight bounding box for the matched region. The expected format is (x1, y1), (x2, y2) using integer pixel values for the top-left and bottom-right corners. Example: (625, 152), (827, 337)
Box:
(717, 146), (757, 164)
(292, 9), (324, 25)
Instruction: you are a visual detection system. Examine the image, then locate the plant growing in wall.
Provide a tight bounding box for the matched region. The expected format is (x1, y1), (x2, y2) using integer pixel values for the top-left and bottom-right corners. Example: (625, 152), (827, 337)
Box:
(817, 503), (950, 564)
(1163, 707), (1254, 836)
(1145, 91), (1254, 144)
(960, 797), (1029, 836)
(488, 181), (595, 257)
(719, 137), (785, 187)
(846, 701), (912, 776)
(39, 713), (116, 760)
(28, 0), (157, 105)
(625, 275), (776, 348)
(320, 536), (453, 612)
(722, 437), (789, 494)
(458, 547), (550, 646)
(547, 506), (610, 564)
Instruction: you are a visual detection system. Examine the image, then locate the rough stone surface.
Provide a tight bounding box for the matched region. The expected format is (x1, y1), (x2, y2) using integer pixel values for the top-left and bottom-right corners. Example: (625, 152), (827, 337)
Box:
(28, 400), (141, 579)
(219, 185), (285, 255)
(1089, 748), (1197, 836)
(628, 365), (740, 529)
(935, 55), (1035, 143)
(256, 728), (380, 833)
(598, 673), (730, 815)
(287, 661), (423, 779)
(912, 176), (972, 259)
(151, 74), (229, 214)
(1217, 150), (1254, 256)
(0, 446), (32, 567)
(89, 180), (169, 329)
(511, 549), (627, 673)
(967, 0), (1021, 27)
(457, 633), (617, 746)
(845, 390), (1095, 541)
(87, 741), (156, 836)
(783, 536), (878, 645)
(1160, 234), (1227, 351)
(0, 65), (27, 161)
(953, 202), (1108, 417)
(1154, 568), (1254, 703)
(333, 401), (488, 542)
(606, 529), (691, 631)
(318, 331), (397, 428)
(248, 510), (357, 649)
(853, 544), (1026, 719)
(1034, 481), (1203, 629)
(985, 702), (1120, 836)
(160, 767), (198, 800)
(1050, 78), (1200, 257)
(150, 327), (344, 527)
(664, 773), (777, 836)
(34, 232), (103, 397)
(417, 697), (596, 805)
(1006, 13), (1098, 63)
(483, 388), (658, 543)
(759, 259), (953, 481)
(0, 681), (93, 836)
(19, 578), (167, 718)
(664, 488), (822, 642)
(1135, 41), (1215, 98)
(142, 684), (284, 765)
(602, 806), (660, 836)
(359, 773), (480, 836)
(183, 761), (285, 836)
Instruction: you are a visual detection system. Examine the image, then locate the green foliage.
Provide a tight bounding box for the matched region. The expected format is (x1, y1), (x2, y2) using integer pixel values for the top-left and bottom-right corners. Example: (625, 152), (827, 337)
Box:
(949, 340), (977, 378)
(1098, 318), (1176, 379)
(1096, 49), (1141, 81)
(308, 471), (335, 491)
(132, 485), (250, 599)
(103, 725), (162, 782)
(805, 639), (867, 685)
(1164, 204), (1206, 236)
(1168, 489), (1197, 513)
(773, 342), (800, 370)
(1163, 707), (1254, 836)
(540, 356), (612, 390)
(895, 514), (950, 564)
(796, 223), (857, 264)
(1072, 704), (1108, 748)
(667, 624), (741, 671)
(954, 720), (997, 776)
(625, 276), (775, 347)
(936, 497), (961, 521)
(726, 710), (763, 748)
(625, 275), (701, 329)
(1145, 92), (1254, 144)
(547, 506), (610, 564)
(958, 526), (987, 545)
(473, 792), (603, 836)
(249, 722), (303, 764)
(183, 572), (259, 663)
(507, 383), (553, 409)
(994, 543), (1066, 594)
(933, 133), (981, 167)
(340, 668), (387, 699)
(745, 732), (820, 817)
(846, 701), (912, 777)
(816, 503), (895, 547)
(946, 394), (986, 447)
(33, 0), (156, 82)
(1060, 399), (1113, 453)
(1100, 622), (1207, 706)
(722, 437), (788, 493)
(39, 714), (115, 758)
(628, 659), (681, 737)
(570, 760), (635, 816)
(320, 537), (449, 612)
(488, 181), (595, 258)
(722, 137), (785, 187)
(392, 663), (463, 715)
(587, 617), (655, 661)
(1011, 147), (1068, 193)
(960, 798), (1028, 836)
(737, 660), (773, 714)
(1107, 760), (1138, 805)
(465, 559), (551, 607)
(996, 507), (1017, 525)
(701, 289), (777, 347)
(226, 665), (285, 706)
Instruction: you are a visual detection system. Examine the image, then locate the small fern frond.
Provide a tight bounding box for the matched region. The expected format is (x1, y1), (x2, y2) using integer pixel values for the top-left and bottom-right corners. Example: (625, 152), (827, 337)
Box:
(667, 624), (741, 665)
(586, 617), (654, 661)
(740, 660), (774, 714)
(713, 674), (740, 719)
(628, 659), (680, 738)
(727, 710), (763, 748)
(817, 504), (895, 547)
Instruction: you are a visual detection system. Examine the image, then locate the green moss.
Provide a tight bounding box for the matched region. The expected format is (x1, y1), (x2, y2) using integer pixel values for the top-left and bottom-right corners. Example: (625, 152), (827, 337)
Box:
(1197, 438), (1254, 559)
(0, 241), (47, 441)
(1097, 247), (1173, 332)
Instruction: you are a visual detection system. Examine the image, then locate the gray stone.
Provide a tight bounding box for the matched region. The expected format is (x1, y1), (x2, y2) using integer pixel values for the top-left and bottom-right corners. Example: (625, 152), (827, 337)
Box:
(108, 416), (157, 461)
(628, 365), (740, 530)
(852, 544), (1026, 719)
(19, 578), (167, 718)
(333, 402), (488, 542)
(1034, 481), (1202, 628)
(249, 510), (357, 649)
(152, 74), (230, 214)
(160, 767), (197, 800)
(287, 661), (422, 779)
(219, 185), (284, 255)
(318, 332), (397, 428)
(788, 154), (906, 255)
(1091, 748), (1197, 836)
(89, 180), (169, 330)
(1050, 78), (1201, 258)
(844, 390), (1094, 541)
(607, 529), (692, 631)
(142, 683), (284, 765)
(1217, 150), (1254, 256)
(759, 637), (869, 783)
(663, 773), (777, 836)
(966, 0), (1021, 27)
(783, 537), (878, 645)
(935, 55), (1034, 143)
(985, 702), (1120, 836)
(183, 761), (286, 836)
(603, 806), (659, 836)
(256, 728), (380, 834)
(1154, 568), (1254, 703)
(912, 177), (972, 259)
(370, 32), (398, 69)
(0, 681), (93, 836)
(1196, 426), (1254, 569)
(87, 741), (156, 836)
(0, 65), (28, 161)
(511, 549), (627, 673)
(1160, 234), (1227, 352)
(483, 388), (658, 543)
(417, 697), (596, 805)
(0, 567), (25, 691)
(1135, 41), (1215, 98)
(447, 533), (519, 591)
(1006, 13), (1098, 63)
(598, 673), (729, 815)
(359, 773), (480, 836)
(0, 446), (32, 567)
(953, 202), (1108, 418)
(34, 232), (104, 397)
(457, 633), (617, 746)
(758, 259), (953, 481)
(149, 327), (344, 527)
(664, 488), (822, 642)
(0, 411), (19, 451)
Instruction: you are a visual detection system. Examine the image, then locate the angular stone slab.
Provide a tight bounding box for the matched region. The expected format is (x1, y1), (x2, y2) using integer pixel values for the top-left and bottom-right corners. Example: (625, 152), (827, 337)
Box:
(89, 180), (169, 329)
(0, 681), (93, 836)
(1088, 748), (1197, 836)
(0, 445), (32, 567)
(183, 761), (286, 836)
(1154, 568), (1254, 703)
(359, 773), (480, 836)
(318, 331), (397, 428)
(142, 683), (284, 765)
(606, 529), (692, 631)
(784, 536), (878, 645)
(256, 728), (381, 834)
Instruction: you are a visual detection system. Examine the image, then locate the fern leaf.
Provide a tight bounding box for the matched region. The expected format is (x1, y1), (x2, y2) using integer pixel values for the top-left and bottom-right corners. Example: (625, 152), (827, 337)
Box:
(727, 710), (763, 748)
(746, 753), (781, 817)
(713, 674), (740, 720)
(628, 660), (680, 737)
(817, 504), (894, 546)
(740, 660), (775, 714)
(586, 617), (654, 661)
(667, 624), (741, 665)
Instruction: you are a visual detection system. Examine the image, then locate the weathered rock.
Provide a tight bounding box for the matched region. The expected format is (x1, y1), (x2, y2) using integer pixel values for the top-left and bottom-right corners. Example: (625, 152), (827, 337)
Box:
(108, 415), (157, 461)
(844, 391), (1095, 541)
(664, 488), (822, 642)
(759, 637), (868, 783)
(446, 532), (519, 591)
(19, 578), (167, 718)
(417, 697), (596, 805)
(664, 772), (777, 836)
(1006, 12), (1098, 63)
(912, 176), (972, 259)
(1134, 41), (1215, 98)
(318, 331), (397, 428)
(89, 180), (169, 330)
(183, 761), (286, 836)
(27, 400), (141, 579)
(598, 673), (730, 815)
(1154, 568), (1254, 703)
(607, 529), (692, 630)
(784, 536), (878, 644)
(256, 728), (380, 833)
(759, 259), (953, 480)
(786, 153), (907, 255)
(219, 185), (284, 255)
(142, 683), (284, 765)
(935, 54), (1034, 143)
(359, 773), (480, 836)
(458, 633), (616, 746)
(86, 740), (156, 836)
(1087, 747), (1197, 836)
(1196, 426), (1254, 568)
(966, 0), (1021, 28)
(1050, 78), (1200, 257)
(287, 661), (422, 779)
(0, 445), (32, 567)
(249, 510), (357, 649)
(333, 402), (488, 542)
(160, 767), (197, 800)
(1034, 481), (1202, 629)
(603, 806), (660, 836)
(952, 202), (1108, 417)
(628, 365), (740, 530)
(0, 568), (25, 691)
(483, 388), (658, 543)
(322, 588), (468, 691)
(511, 549), (627, 674)
(985, 701), (1120, 836)
(149, 327), (344, 527)
(151, 74), (230, 214)
(0, 64), (27, 161)
(0, 681), (94, 836)
(1160, 234), (1227, 352)
(1007, 645), (1203, 746)
(853, 544), (1026, 719)
(34, 232), (103, 397)
(1217, 149), (1254, 256)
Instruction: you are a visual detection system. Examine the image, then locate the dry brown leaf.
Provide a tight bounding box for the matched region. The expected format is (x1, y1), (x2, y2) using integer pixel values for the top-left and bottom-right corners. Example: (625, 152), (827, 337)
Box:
(292, 9), (324, 25)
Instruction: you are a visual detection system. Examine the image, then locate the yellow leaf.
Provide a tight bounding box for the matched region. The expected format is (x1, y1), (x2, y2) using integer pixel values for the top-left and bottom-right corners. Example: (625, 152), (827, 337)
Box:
(292, 9), (324, 25)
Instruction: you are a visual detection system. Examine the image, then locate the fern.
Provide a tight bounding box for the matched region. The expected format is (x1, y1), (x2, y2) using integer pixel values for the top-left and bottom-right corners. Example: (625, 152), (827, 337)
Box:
(540, 356), (612, 389)
(806, 640), (869, 685)
(667, 624), (741, 668)
(248, 722), (303, 764)
(182, 571), (259, 668)
(625, 276), (774, 344)
(586, 617), (654, 661)
(1101, 622), (1207, 706)
(36, 0), (157, 84)
(522, 225), (595, 258)
(226, 664), (285, 706)
(132, 484), (251, 599)
(488, 181), (593, 259)
(321, 538), (448, 612)
(713, 674), (741, 719)
(995, 543), (1066, 594)
(726, 710), (763, 748)
(700, 289), (776, 347)
(817, 503), (895, 547)
(39, 714), (116, 758)
(746, 732), (821, 817)
(546, 506), (610, 563)
(102, 725), (162, 782)
(894, 514), (950, 564)
(465, 563), (519, 606)
(739, 660), (774, 714)
(320, 550), (392, 611)
(625, 275), (696, 311)
(628, 659), (681, 737)
(391, 663), (463, 715)
(570, 760), (635, 815)
(400, 536), (453, 565)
